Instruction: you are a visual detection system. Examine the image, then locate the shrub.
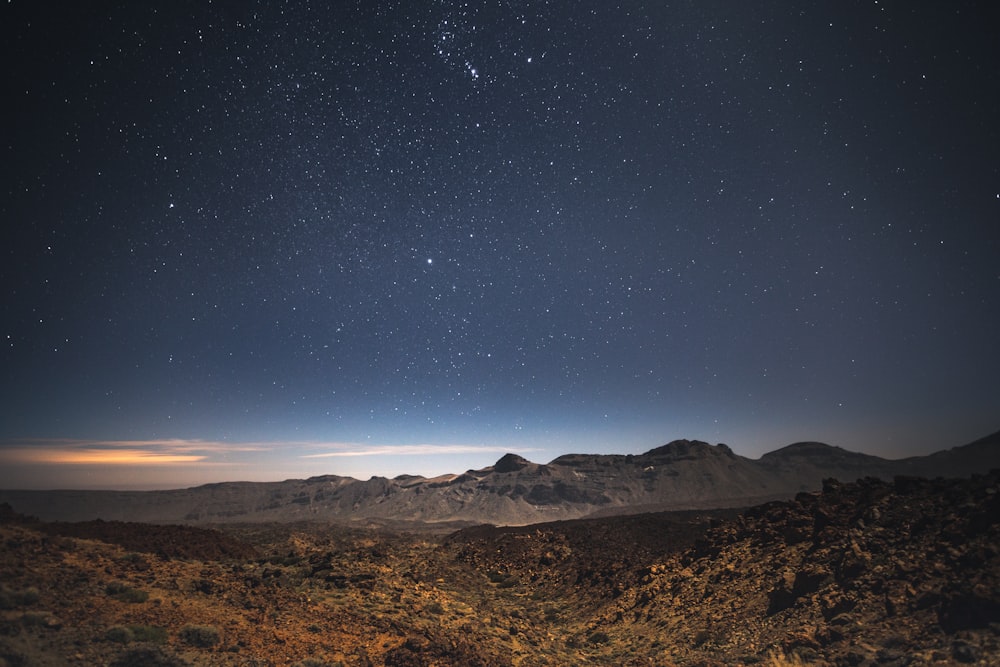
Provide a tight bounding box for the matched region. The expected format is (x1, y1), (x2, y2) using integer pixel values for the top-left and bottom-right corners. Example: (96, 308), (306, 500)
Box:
(20, 611), (53, 627)
(0, 586), (40, 609)
(130, 625), (168, 644)
(486, 570), (507, 584)
(106, 625), (135, 644)
(587, 631), (610, 645)
(110, 646), (189, 667)
(764, 650), (808, 667)
(121, 588), (148, 603)
(693, 628), (712, 646)
(120, 553), (151, 571)
(106, 582), (149, 603)
(104, 625), (167, 644)
(180, 624), (220, 648)
(16, 587), (39, 606)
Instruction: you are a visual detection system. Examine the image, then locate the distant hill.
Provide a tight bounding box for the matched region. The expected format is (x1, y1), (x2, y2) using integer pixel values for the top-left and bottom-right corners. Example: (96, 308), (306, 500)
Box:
(1, 430), (998, 525)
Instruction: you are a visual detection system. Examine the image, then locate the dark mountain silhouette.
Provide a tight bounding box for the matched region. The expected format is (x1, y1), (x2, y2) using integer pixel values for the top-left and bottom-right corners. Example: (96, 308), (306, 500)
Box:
(1, 431), (998, 525)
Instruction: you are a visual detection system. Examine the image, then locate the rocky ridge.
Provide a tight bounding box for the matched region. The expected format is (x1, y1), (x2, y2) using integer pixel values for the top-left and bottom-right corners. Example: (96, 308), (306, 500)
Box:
(1, 431), (998, 525)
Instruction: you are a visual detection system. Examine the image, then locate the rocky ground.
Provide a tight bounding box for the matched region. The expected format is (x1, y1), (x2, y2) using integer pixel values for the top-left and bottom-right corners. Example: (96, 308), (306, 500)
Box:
(1, 470), (998, 666)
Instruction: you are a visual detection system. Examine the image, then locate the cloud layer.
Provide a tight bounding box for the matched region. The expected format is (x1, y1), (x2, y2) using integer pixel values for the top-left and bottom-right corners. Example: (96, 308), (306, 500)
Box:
(0, 438), (531, 466)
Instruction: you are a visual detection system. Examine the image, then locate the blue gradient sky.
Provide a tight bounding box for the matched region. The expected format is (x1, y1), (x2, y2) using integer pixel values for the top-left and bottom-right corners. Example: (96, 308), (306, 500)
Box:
(2, 2), (998, 490)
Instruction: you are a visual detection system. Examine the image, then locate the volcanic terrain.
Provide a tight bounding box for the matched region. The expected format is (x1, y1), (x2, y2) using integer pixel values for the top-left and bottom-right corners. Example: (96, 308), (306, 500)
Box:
(2, 468), (999, 665)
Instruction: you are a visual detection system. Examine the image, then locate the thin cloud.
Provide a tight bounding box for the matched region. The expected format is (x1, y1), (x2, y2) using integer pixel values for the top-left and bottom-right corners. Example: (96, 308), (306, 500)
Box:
(0, 438), (536, 468)
(301, 444), (535, 459)
(21, 449), (206, 464)
(0, 438), (269, 466)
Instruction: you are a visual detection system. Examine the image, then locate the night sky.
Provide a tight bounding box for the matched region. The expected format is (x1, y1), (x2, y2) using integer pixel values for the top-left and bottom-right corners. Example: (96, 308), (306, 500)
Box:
(2, 1), (998, 490)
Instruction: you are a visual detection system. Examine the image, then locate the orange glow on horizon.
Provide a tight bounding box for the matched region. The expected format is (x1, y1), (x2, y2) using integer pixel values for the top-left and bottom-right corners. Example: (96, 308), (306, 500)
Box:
(0, 448), (206, 465)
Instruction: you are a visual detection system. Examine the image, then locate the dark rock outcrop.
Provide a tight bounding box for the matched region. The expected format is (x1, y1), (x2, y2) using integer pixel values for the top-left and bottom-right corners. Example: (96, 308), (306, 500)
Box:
(493, 453), (531, 473)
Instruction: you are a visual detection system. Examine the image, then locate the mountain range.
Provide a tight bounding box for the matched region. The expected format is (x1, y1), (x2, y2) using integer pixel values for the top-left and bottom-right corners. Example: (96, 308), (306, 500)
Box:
(2, 430), (998, 525)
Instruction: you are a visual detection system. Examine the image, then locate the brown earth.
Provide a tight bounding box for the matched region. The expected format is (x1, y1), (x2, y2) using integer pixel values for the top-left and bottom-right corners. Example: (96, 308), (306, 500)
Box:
(1, 470), (998, 666)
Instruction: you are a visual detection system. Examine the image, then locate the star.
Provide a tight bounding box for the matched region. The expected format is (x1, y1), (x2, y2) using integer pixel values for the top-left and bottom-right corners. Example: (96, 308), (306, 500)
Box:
(0, 0), (996, 488)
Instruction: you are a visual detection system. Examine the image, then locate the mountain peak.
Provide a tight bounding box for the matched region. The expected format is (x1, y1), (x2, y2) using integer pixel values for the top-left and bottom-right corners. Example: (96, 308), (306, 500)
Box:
(766, 441), (837, 455)
(642, 439), (732, 459)
(759, 441), (877, 463)
(493, 453), (531, 473)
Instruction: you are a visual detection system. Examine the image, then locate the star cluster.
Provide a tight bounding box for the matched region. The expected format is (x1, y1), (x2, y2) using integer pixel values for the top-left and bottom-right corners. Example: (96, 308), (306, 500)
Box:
(2, 2), (998, 487)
